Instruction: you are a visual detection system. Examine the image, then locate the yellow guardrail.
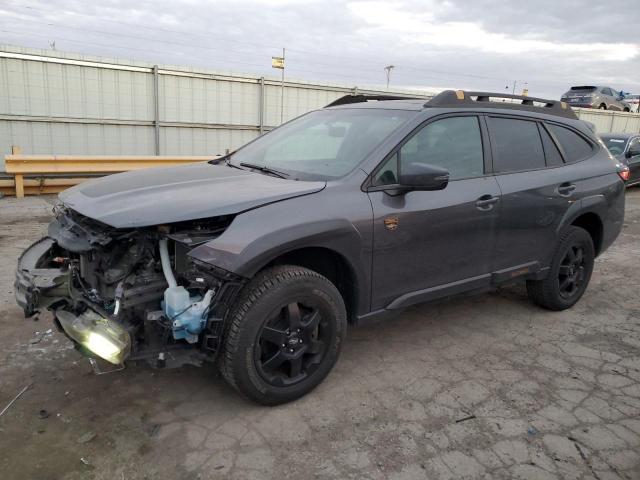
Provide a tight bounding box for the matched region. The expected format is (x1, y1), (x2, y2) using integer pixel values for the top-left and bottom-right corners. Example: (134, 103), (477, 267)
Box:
(3, 148), (217, 198)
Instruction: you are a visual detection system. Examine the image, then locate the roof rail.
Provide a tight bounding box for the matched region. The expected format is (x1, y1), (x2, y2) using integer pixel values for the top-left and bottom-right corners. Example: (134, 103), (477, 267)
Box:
(426, 90), (578, 120)
(325, 94), (423, 107)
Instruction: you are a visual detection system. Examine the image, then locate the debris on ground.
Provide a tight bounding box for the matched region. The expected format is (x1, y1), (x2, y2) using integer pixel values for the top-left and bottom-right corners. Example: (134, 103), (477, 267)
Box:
(38, 409), (50, 419)
(77, 432), (96, 444)
(0, 383), (33, 417)
(455, 414), (476, 423)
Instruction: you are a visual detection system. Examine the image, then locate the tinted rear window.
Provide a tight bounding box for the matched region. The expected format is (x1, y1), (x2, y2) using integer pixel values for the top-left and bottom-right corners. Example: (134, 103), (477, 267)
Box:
(570, 86), (597, 92)
(548, 124), (593, 163)
(489, 117), (545, 173)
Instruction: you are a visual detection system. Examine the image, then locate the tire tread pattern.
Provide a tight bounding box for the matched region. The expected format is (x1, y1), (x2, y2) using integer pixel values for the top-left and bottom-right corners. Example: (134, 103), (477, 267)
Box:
(526, 226), (594, 311)
(219, 265), (343, 402)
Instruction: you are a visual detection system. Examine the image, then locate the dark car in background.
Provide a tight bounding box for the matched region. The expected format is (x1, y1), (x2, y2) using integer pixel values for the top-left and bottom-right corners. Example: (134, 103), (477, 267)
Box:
(561, 86), (631, 111)
(601, 133), (640, 186)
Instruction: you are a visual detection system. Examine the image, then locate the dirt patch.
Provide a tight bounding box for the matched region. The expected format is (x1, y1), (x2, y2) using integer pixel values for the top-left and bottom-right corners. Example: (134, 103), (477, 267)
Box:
(1, 191), (639, 479)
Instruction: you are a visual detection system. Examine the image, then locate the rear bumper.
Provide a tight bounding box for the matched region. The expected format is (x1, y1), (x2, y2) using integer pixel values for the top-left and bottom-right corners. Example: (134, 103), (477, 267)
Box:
(14, 237), (69, 317)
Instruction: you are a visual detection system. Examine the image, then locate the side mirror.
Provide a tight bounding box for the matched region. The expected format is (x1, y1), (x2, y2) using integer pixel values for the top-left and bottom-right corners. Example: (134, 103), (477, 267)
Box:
(398, 162), (449, 191)
(626, 148), (640, 158)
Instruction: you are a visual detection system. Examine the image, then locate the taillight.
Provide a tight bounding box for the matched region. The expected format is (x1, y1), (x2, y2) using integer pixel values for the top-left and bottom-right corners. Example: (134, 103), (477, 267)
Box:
(618, 165), (630, 181)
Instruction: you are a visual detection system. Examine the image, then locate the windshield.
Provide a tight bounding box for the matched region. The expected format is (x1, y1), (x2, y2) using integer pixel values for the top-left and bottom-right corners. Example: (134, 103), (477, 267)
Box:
(229, 108), (414, 180)
(601, 136), (628, 155)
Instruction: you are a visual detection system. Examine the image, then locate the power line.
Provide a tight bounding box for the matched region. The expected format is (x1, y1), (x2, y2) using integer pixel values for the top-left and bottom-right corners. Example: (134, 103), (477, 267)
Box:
(4, 2), (634, 91)
(0, 30), (416, 87)
(2, 16), (525, 86)
(2, 2), (526, 84)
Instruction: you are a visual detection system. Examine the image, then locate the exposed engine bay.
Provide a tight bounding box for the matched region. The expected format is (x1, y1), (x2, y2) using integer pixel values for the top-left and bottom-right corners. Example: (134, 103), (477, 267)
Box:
(15, 205), (245, 368)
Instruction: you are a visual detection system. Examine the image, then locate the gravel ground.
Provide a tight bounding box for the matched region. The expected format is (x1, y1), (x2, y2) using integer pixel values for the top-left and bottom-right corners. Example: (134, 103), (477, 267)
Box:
(0, 189), (639, 480)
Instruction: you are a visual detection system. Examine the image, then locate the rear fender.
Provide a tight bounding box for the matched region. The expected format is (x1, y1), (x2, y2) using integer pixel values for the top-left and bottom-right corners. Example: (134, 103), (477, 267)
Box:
(556, 195), (606, 236)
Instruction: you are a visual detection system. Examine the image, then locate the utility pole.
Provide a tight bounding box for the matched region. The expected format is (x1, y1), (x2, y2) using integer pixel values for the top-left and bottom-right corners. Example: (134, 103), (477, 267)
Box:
(280, 48), (285, 124)
(384, 65), (395, 90)
(512, 80), (517, 95)
(271, 49), (286, 124)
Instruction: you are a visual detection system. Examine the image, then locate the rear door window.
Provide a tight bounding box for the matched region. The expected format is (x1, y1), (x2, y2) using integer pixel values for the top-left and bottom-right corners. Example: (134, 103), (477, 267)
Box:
(488, 117), (546, 173)
(547, 124), (593, 163)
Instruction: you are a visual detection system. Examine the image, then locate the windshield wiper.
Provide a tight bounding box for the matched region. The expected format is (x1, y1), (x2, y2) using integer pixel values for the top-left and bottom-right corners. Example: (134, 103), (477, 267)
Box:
(239, 162), (289, 179)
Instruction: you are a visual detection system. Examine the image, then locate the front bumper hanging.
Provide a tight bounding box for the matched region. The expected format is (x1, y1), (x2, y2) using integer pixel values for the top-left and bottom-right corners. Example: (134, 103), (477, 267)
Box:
(15, 237), (69, 317)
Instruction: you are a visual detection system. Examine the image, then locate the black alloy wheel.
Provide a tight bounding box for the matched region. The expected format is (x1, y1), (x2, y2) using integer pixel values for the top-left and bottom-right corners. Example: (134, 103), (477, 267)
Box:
(557, 244), (587, 300)
(527, 226), (595, 311)
(255, 301), (332, 387)
(220, 265), (346, 405)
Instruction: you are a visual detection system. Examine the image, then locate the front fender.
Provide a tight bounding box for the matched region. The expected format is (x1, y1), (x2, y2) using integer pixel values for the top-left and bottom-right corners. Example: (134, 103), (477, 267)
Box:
(187, 184), (373, 314)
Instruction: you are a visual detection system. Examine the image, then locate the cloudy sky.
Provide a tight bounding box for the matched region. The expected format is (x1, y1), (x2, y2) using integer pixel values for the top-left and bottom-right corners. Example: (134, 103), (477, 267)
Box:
(1, 0), (639, 98)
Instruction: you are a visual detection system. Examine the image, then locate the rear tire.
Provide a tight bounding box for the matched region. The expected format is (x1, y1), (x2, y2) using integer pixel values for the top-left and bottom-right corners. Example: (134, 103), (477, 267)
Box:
(526, 226), (594, 311)
(219, 265), (346, 405)
(598, 104), (607, 110)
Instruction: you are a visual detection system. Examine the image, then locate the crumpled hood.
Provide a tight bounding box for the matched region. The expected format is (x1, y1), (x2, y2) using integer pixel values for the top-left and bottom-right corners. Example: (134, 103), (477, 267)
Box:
(59, 162), (325, 228)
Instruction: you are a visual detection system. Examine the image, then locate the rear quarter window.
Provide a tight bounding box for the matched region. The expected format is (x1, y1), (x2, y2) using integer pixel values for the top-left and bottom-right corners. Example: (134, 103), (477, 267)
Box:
(547, 124), (594, 163)
(539, 125), (563, 167)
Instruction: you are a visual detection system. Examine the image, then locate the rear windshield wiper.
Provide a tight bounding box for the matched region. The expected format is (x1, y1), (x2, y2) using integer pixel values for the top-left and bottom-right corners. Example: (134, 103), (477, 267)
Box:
(239, 162), (289, 179)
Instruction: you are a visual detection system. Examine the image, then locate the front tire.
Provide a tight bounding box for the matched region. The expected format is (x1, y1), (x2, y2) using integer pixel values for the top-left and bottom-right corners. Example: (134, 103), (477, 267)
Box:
(526, 226), (595, 311)
(220, 265), (347, 405)
(598, 104), (607, 110)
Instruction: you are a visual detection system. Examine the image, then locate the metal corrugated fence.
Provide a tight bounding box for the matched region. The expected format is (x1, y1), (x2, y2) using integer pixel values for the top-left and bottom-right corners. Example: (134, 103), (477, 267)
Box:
(0, 45), (432, 172)
(574, 108), (640, 135)
(2, 45), (640, 173)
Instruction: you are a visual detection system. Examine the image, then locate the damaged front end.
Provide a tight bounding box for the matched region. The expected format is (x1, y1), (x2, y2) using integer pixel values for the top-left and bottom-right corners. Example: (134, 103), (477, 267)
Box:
(15, 205), (246, 369)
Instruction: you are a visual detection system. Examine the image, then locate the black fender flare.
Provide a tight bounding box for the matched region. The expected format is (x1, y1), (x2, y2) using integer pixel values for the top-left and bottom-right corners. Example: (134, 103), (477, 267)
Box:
(188, 218), (370, 313)
(556, 195), (606, 236)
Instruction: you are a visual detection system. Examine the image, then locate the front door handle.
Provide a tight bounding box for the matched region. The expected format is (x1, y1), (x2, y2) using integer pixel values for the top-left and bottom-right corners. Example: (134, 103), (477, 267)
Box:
(475, 194), (499, 211)
(557, 183), (576, 196)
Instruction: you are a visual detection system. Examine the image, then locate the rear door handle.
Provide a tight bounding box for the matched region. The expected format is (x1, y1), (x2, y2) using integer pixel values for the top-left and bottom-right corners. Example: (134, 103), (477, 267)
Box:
(557, 183), (576, 196)
(475, 194), (499, 211)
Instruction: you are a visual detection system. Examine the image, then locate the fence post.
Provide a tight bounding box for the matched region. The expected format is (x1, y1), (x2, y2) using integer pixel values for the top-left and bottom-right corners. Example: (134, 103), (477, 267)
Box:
(610, 112), (615, 132)
(14, 175), (24, 198)
(11, 146), (24, 197)
(259, 77), (265, 135)
(153, 65), (161, 155)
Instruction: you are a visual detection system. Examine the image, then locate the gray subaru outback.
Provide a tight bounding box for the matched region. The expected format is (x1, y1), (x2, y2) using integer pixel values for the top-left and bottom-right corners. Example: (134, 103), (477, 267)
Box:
(15, 90), (626, 404)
